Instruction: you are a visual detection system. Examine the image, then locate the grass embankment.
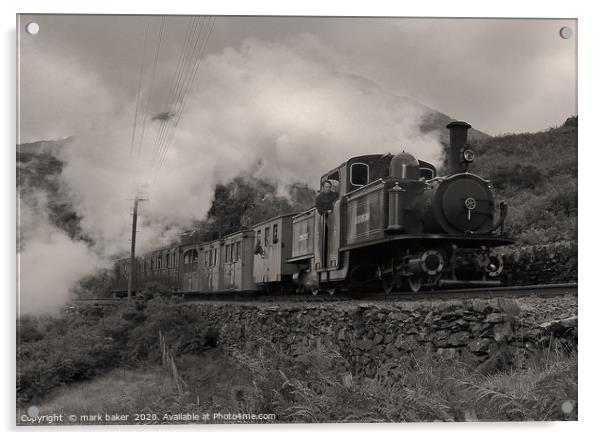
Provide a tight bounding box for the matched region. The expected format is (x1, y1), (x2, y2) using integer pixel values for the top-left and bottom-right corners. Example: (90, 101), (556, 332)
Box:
(472, 122), (577, 246)
(17, 300), (577, 423)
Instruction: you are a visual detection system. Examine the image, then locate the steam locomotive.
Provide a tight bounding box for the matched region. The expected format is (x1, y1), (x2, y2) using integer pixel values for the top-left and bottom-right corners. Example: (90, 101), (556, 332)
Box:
(113, 121), (512, 296)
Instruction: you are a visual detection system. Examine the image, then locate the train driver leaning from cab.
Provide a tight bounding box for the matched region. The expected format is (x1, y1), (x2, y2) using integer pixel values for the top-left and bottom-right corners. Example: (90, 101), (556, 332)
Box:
(315, 180), (339, 215)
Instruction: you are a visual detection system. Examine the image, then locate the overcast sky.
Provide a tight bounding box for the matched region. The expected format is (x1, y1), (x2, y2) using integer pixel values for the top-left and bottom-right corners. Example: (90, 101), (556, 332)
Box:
(19, 14), (576, 141)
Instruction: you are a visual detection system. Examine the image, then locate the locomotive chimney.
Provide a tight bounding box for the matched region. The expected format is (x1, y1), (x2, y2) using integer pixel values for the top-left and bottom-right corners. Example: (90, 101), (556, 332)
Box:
(446, 121), (472, 175)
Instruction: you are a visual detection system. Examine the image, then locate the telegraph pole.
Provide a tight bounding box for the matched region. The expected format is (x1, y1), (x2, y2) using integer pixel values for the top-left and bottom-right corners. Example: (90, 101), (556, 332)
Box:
(126, 192), (148, 302)
(127, 197), (139, 303)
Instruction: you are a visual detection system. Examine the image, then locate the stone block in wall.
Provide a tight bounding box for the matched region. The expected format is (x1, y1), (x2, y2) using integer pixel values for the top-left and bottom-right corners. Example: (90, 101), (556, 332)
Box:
(468, 338), (494, 354)
(493, 321), (514, 342)
(447, 331), (472, 347)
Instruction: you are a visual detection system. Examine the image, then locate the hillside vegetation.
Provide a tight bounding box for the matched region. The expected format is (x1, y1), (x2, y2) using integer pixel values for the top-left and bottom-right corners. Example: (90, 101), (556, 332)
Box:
(182, 177), (315, 244)
(471, 117), (577, 246)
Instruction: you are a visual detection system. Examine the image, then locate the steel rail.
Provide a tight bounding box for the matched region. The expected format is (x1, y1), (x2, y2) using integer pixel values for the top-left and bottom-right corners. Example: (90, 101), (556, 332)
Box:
(69, 283), (577, 307)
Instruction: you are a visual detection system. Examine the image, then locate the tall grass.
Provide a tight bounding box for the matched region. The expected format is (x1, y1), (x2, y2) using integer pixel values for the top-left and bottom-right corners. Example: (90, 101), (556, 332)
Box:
(174, 340), (577, 422)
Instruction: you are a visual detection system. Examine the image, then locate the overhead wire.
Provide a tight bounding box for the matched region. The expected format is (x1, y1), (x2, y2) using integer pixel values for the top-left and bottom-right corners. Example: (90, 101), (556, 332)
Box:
(153, 16), (216, 182)
(148, 18), (196, 166)
(152, 17), (208, 171)
(149, 16), (202, 169)
(135, 16), (166, 163)
(128, 17), (151, 163)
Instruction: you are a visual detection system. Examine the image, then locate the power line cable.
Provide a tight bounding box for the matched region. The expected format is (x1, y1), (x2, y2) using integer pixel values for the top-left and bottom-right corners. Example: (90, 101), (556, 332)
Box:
(154, 17), (215, 180)
(149, 16), (201, 167)
(129, 18), (151, 163)
(136, 16), (166, 162)
(153, 17), (208, 170)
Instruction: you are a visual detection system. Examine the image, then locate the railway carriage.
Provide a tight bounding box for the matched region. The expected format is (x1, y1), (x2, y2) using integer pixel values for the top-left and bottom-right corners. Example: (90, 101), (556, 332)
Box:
(180, 243), (204, 292)
(252, 214), (297, 288)
(222, 229), (257, 291)
(204, 239), (222, 291)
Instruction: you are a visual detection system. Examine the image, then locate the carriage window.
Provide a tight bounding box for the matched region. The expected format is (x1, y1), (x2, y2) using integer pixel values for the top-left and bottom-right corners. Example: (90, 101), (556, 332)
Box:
(158, 256), (162, 269)
(184, 251), (190, 264)
(204, 250), (209, 266)
(265, 227), (270, 246)
(350, 163), (369, 186)
(235, 242), (241, 261)
(420, 168), (435, 180)
(256, 230), (261, 246)
(213, 249), (218, 266)
(227, 244), (232, 263)
(273, 224), (278, 243)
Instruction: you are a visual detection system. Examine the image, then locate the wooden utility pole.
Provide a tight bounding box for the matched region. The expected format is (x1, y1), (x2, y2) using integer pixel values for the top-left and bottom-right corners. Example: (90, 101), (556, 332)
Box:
(127, 197), (140, 303)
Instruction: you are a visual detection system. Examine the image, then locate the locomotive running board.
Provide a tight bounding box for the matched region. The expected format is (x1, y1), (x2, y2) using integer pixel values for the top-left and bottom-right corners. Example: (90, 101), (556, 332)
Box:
(438, 279), (502, 287)
(339, 233), (514, 252)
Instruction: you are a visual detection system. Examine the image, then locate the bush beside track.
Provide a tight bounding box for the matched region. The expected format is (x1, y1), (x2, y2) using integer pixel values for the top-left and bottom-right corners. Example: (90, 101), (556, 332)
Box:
(502, 241), (577, 285)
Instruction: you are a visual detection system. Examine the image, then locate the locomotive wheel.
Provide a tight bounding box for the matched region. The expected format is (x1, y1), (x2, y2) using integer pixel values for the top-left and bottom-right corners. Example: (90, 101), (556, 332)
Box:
(405, 276), (423, 293)
(311, 287), (320, 296)
(381, 274), (394, 294)
(327, 286), (340, 296)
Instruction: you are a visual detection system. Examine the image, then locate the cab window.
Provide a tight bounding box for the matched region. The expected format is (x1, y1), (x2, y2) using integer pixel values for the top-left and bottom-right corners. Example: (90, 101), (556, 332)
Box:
(420, 168), (435, 180)
(350, 163), (369, 186)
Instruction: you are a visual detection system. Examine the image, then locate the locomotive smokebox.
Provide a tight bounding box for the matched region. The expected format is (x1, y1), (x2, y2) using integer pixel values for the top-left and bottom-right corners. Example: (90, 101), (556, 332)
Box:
(446, 121), (472, 175)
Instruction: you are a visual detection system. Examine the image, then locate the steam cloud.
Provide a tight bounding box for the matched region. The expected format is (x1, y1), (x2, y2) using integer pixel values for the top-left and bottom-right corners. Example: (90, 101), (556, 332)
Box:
(18, 34), (442, 315)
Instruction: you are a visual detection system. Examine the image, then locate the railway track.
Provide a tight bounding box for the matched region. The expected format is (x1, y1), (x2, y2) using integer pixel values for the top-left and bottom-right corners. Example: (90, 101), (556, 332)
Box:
(70, 283), (577, 307)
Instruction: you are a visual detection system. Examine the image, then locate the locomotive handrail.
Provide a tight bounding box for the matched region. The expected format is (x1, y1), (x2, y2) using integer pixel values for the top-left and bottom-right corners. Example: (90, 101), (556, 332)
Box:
(344, 178), (386, 200)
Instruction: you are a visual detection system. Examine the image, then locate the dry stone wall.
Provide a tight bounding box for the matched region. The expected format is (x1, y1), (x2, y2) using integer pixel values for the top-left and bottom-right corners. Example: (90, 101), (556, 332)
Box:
(189, 296), (577, 378)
